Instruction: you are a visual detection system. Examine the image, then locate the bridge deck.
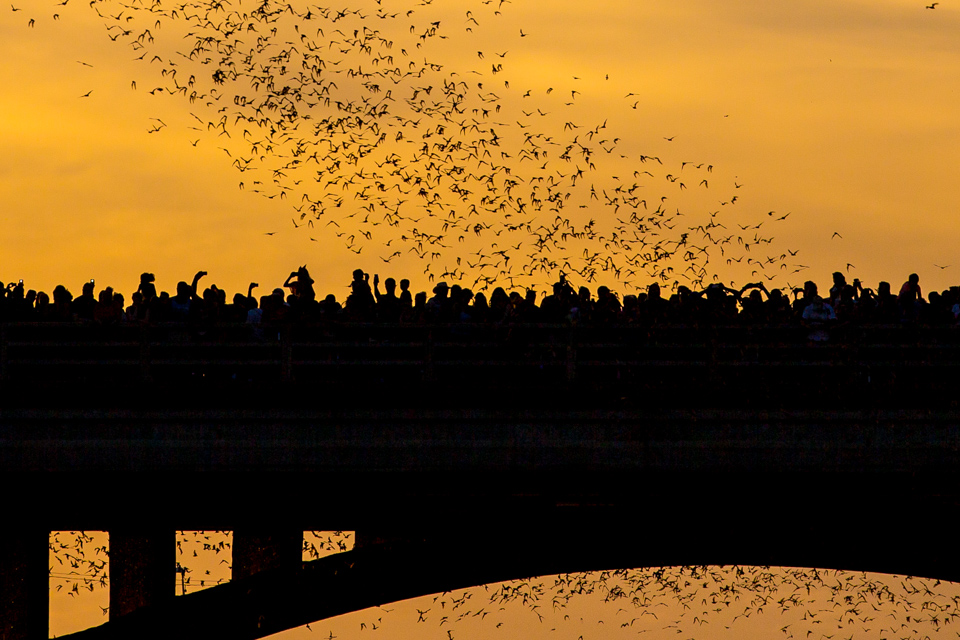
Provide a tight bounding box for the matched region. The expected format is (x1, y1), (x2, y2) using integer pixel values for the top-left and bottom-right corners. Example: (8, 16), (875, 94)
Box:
(4, 323), (960, 639)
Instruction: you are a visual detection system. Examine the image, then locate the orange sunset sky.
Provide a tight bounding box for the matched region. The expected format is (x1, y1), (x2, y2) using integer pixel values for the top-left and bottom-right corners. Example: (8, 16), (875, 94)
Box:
(3, 0), (960, 302)
(7, 0), (960, 633)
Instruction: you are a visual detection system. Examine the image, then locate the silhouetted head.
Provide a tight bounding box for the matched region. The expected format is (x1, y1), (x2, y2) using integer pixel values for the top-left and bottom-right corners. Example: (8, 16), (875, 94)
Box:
(803, 281), (818, 298)
(353, 268), (365, 282)
(53, 285), (72, 305)
(82, 281), (94, 296)
(705, 283), (725, 300)
(909, 273), (920, 284)
(384, 278), (396, 293)
(648, 283), (661, 300)
(400, 279), (410, 291)
(832, 272), (845, 286)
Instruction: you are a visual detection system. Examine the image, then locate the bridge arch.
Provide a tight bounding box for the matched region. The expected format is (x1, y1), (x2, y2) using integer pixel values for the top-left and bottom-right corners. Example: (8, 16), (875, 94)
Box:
(60, 518), (960, 640)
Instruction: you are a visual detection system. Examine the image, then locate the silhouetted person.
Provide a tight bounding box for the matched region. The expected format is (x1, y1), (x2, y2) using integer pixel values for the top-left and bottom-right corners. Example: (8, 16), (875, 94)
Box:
(594, 286), (621, 324)
(764, 288), (791, 324)
(319, 294), (342, 319)
(489, 287), (509, 323)
(125, 291), (143, 323)
(94, 287), (122, 324)
(874, 281), (899, 323)
(260, 288), (288, 324)
(373, 274), (401, 323)
(829, 272), (847, 307)
(398, 278), (412, 311)
(170, 271), (206, 323)
(792, 281), (820, 317)
(51, 285), (73, 322)
(540, 275), (574, 323)
(35, 291), (54, 322)
(642, 283), (669, 325)
(470, 292), (490, 323)
(802, 294), (836, 343)
(72, 281), (96, 321)
(425, 282), (450, 322)
(738, 283), (768, 324)
(344, 269), (375, 321)
(284, 266), (316, 302)
(898, 273), (922, 322)
(412, 291), (428, 323)
(520, 289), (541, 322)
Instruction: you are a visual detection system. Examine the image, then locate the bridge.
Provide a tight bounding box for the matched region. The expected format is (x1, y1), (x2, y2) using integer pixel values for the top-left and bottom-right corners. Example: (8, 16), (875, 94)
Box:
(3, 322), (960, 639)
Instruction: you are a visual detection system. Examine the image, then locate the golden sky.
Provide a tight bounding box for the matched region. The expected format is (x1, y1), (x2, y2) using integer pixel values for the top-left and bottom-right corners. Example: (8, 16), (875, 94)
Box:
(4, 0), (960, 300)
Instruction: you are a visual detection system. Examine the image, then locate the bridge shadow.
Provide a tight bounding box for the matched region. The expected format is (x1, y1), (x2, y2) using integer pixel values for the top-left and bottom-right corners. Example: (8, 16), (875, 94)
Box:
(60, 517), (960, 640)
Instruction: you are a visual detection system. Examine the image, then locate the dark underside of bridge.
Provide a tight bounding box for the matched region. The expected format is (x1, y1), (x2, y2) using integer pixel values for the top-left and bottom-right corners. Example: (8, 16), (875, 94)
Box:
(4, 328), (960, 639)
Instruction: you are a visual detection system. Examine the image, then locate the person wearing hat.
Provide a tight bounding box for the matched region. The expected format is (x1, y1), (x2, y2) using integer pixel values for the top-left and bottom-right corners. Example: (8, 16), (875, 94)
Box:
(426, 282), (449, 322)
(283, 266), (316, 302)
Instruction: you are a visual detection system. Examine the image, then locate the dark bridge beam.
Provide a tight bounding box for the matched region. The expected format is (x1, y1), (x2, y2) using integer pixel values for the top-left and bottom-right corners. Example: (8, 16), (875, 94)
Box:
(60, 518), (960, 640)
(233, 530), (302, 580)
(109, 531), (175, 620)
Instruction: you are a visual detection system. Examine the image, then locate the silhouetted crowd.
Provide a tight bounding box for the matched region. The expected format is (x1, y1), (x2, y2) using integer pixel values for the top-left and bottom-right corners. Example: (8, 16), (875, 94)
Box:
(1, 268), (957, 330)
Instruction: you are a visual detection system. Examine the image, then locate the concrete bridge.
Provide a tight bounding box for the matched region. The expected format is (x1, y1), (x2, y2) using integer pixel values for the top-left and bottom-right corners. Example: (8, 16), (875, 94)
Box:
(3, 322), (960, 639)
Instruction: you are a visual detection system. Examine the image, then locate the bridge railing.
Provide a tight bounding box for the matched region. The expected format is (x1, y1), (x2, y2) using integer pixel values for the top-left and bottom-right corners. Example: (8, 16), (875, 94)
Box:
(1, 322), (959, 391)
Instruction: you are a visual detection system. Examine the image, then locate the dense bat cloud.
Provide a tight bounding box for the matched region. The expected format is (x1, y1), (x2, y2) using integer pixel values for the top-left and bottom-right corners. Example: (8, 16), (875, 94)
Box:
(17, 0), (791, 293)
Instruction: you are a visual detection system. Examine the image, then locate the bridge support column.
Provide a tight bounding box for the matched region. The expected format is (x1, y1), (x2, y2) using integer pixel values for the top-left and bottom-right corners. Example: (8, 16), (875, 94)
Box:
(232, 531), (302, 580)
(109, 530), (174, 620)
(0, 529), (48, 640)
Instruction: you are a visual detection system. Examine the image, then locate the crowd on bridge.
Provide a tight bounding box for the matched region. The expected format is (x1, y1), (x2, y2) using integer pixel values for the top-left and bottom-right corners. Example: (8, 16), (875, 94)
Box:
(1, 268), (957, 332)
